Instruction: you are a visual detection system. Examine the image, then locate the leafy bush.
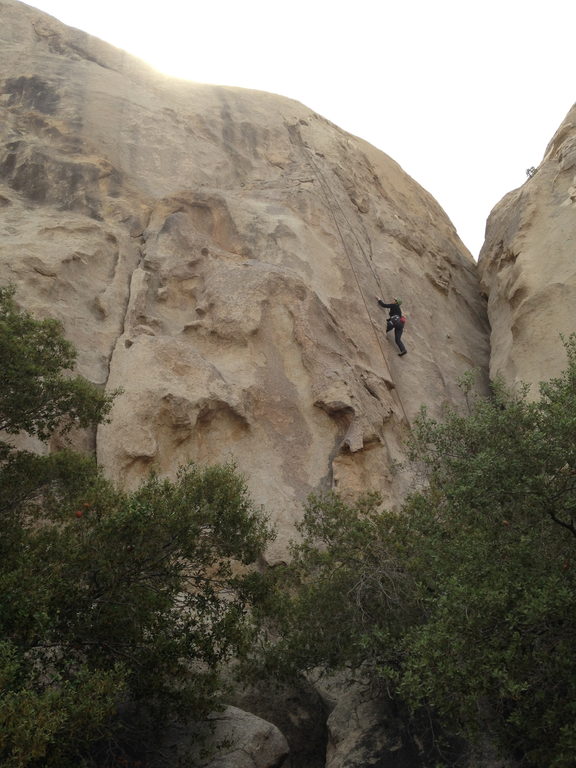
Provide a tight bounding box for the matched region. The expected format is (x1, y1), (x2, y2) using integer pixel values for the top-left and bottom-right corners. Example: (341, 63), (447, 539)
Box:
(260, 338), (576, 768)
(0, 285), (115, 443)
(0, 287), (273, 767)
(1, 458), (273, 767)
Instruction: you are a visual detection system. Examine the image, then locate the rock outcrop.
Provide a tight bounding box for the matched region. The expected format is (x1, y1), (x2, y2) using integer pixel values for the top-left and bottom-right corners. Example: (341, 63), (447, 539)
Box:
(150, 706), (289, 768)
(317, 676), (425, 768)
(478, 103), (576, 392)
(1, 0), (489, 560)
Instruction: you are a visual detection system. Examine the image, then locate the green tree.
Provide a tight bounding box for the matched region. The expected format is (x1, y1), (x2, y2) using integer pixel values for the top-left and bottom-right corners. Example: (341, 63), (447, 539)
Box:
(1, 459), (272, 768)
(0, 285), (114, 444)
(0, 288), (274, 767)
(397, 342), (576, 767)
(261, 338), (576, 768)
(255, 491), (420, 679)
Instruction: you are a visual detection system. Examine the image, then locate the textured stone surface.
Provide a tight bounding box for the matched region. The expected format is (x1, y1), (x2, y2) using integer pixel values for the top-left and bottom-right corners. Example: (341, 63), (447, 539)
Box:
(151, 706), (289, 768)
(230, 680), (327, 768)
(315, 674), (426, 768)
(1, 0), (489, 558)
(315, 674), (515, 768)
(478, 103), (576, 393)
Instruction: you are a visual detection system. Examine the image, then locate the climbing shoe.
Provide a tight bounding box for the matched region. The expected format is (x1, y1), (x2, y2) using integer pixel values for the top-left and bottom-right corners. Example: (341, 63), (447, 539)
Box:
(398, 351), (407, 356)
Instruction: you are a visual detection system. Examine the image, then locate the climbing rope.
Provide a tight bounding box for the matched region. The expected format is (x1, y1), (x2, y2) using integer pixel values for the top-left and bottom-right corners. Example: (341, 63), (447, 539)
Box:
(286, 123), (410, 427)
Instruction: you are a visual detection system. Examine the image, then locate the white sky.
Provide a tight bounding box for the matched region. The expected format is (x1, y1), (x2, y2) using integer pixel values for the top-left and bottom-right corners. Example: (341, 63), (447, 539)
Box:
(23, 0), (576, 258)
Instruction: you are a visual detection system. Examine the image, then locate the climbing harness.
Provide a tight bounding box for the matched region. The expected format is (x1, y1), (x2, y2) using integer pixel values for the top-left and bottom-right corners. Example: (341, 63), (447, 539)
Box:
(286, 123), (410, 427)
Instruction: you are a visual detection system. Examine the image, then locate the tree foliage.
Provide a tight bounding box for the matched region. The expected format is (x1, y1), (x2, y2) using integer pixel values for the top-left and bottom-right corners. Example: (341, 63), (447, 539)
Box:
(0, 285), (115, 444)
(0, 288), (274, 767)
(1, 459), (273, 767)
(261, 337), (576, 768)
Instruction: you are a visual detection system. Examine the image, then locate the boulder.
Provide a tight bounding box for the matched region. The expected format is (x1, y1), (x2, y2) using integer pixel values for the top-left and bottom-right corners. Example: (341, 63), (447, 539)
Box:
(150, 706), (289, 768)
(316, 675), (425, 768)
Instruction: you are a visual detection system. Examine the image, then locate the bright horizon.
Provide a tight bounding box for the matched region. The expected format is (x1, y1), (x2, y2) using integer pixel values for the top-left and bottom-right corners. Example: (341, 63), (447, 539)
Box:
(21, 0), (576, 258)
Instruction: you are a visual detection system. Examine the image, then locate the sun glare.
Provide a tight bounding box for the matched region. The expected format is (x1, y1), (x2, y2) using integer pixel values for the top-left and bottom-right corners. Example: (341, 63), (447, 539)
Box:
(19, 0), (576, 257)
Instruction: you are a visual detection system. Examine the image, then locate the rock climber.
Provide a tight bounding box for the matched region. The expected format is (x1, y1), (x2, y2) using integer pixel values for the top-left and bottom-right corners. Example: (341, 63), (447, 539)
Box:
(376, 296), (407, 356)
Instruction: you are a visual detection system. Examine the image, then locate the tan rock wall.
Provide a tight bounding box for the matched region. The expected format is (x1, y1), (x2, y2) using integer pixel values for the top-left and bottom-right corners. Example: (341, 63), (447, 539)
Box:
(478, 103), (576, 393)
(1, 0), (489, 557)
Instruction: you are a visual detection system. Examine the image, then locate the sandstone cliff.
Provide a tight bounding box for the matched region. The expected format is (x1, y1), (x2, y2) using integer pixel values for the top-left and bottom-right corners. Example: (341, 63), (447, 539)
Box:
(478, 103), (576, 392)
(0, 0), (489, 558)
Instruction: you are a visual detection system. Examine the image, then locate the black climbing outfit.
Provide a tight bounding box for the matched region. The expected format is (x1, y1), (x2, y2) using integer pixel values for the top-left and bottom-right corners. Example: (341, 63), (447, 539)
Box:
(377, 300), (407, 356)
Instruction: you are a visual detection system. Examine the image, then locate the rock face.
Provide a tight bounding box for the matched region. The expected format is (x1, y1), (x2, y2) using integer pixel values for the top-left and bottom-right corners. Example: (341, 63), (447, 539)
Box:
(478, 103), (576, 392)
(317, 677), (424, 768)
(150, 706), (289, 768)
(1, 0), (489, 558)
